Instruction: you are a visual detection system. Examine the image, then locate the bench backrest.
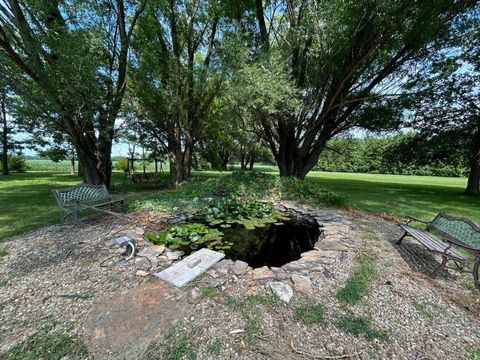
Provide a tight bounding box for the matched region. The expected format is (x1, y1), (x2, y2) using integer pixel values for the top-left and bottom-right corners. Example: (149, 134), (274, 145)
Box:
(131, 172), (157, 183)
(428, 213), (480, 251)
(53, 184), (110, 207)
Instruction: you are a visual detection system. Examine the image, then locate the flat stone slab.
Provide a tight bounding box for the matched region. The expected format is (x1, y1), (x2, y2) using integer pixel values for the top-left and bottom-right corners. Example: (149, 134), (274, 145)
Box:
(155, 248), (225, 287)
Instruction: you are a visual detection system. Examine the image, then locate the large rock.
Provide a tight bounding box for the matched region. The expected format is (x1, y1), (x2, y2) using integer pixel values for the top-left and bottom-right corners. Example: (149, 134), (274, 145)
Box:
(267, 281), (294, 303)
(291, 274), (314, 296)
(165, 250), (182, 261)
(232, 260), (249, 276)
(270, 267), (289, 280)
(134, 256), (152, 271)
(252, 266), (274, 280)
(282, 261), (310, 276)
(214, 259), (234, 275)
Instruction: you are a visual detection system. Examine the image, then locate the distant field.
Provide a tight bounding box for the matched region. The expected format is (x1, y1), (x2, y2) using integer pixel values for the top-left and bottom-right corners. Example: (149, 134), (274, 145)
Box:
(1, 167), (479, 240)
(25, 159), (169, 172)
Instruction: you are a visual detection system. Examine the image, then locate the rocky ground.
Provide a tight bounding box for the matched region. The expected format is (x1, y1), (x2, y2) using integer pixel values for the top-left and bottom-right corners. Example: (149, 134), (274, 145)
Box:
(0, 205), (479, 359)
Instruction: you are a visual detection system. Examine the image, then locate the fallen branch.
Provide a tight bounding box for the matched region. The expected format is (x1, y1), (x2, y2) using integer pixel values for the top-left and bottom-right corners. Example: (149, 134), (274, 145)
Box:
(289, 340), (365, 359)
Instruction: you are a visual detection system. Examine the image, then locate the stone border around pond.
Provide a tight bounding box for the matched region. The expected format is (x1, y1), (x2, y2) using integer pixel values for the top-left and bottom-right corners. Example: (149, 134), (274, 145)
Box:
(207, 201), (360, 302)
(134, 201), (360, 302)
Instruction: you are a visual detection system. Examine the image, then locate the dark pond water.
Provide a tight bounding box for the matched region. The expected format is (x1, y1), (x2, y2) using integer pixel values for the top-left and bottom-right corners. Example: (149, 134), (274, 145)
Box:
(219, 216), (320, 268)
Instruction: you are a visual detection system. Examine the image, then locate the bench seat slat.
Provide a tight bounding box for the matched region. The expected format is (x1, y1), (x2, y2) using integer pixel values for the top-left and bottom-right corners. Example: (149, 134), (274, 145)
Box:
(400, 225), (466, 260)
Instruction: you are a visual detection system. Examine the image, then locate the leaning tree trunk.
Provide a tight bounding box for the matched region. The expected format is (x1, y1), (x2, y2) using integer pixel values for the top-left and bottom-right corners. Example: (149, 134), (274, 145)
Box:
(1, 92), (8, 175)
(465, 124), (480, 195)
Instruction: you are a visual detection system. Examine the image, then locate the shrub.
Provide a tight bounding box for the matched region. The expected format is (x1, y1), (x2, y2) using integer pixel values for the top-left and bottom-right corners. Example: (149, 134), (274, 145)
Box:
(1, 156), (28, 172)
(115, 158), (133, 172)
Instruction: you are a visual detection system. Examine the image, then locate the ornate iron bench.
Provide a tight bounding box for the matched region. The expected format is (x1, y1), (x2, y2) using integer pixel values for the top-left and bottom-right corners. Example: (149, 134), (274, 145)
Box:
(396, 213), (480, 290)
(53, 184), (125, 223)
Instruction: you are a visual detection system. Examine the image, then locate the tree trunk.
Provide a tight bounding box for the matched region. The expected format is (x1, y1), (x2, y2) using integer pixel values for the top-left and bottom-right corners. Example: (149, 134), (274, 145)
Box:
(1, 92), (8, 175)
(465, 124), (480, 195)
(182, 132), (194, 182)
(249, 155), (255, 170)
(274, 121), (330, 179)
(70, 156), (75, 176)
(70, 132), (112, 186)
(220, 150), (229, 170)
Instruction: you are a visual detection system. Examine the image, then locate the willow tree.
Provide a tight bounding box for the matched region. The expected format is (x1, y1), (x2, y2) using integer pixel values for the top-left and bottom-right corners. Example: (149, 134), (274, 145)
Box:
(248, 0), (476, 178)
(404, 6), (480, 194)
(130, 0), (228, 186)
(0, 0), (146, 186)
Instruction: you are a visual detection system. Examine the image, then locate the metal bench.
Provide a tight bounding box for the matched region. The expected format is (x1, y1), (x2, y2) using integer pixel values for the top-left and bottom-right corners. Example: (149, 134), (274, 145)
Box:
(130, 172), (161, 185)
(53, 184), (125, 223)
(396, 213), (480, 289)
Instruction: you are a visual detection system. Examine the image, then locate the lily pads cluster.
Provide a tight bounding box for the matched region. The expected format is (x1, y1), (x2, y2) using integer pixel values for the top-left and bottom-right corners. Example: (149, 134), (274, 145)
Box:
(144, 223), (233, 254)
(203, 197), (289, 230)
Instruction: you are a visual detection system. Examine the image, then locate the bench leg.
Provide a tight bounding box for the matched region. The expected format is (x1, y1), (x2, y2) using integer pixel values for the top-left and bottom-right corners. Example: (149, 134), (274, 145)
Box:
(396, 231), (408, 245)
(430, 255), (449, 279)
(473, 255), (480, 290)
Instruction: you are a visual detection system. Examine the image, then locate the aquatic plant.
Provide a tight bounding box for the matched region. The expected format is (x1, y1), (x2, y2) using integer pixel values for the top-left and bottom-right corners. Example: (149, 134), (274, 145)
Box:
(145, 223), (232, 253)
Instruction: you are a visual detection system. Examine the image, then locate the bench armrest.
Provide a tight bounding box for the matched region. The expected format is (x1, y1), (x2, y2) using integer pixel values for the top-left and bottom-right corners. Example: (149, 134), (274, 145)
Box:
(405, 216), (430, 226)
(442, 236), (480, 253)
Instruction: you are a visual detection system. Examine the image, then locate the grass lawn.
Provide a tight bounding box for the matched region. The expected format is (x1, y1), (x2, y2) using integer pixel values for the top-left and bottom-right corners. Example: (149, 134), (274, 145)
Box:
(307, 172), (479, 223)
(0, 169), (478, 241)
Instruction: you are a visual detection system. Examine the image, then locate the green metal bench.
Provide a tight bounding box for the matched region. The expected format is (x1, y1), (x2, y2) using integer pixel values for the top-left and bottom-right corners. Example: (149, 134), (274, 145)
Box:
(397, 213), (480, 290)
(53, 184), (125, 223)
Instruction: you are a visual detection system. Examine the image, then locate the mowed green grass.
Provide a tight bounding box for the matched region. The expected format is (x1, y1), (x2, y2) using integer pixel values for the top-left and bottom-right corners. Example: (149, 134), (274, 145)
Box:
(0, 168), (479, 240)
(0, 172), (80, 239)
(306, 172), (479, 223)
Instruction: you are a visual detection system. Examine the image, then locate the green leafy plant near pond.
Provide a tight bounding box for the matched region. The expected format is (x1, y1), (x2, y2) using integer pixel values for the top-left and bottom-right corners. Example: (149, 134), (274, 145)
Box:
(127, 171), (346, 216)
(144, 223), (231, 254)
(203, 196), (289, 229)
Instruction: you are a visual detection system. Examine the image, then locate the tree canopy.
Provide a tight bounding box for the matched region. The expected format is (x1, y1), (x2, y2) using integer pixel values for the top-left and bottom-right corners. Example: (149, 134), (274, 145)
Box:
(0, 0), (479, 193)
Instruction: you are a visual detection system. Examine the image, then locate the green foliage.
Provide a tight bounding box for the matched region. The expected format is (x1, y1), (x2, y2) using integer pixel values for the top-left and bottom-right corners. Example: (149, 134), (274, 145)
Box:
(337, 314), (389, 341)
(473, 348), (480, 360)
(1, 156), (28, 173)
(115, 158), (133, 172)
(128, 171), (346, 216)
(0, 247), (8, 260)
(336, 253), (378, 304)
(294, 304), (326, 325)
(144, 223), (230, 254)
(278, 177), (347, 208)
(204, 196), (287, 229)
(3, 331), (89, 360)
(314, 134), (468, 177)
